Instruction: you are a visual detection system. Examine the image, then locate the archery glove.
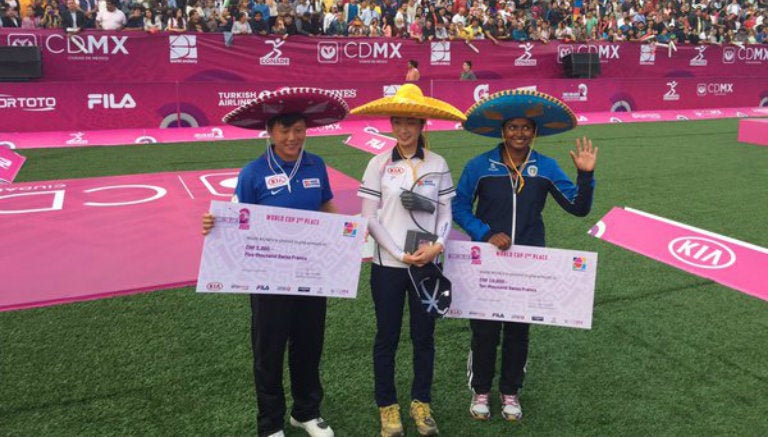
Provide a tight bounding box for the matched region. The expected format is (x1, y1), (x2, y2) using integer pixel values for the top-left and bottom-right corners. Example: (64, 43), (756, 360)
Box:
(400, 190), (436, 214)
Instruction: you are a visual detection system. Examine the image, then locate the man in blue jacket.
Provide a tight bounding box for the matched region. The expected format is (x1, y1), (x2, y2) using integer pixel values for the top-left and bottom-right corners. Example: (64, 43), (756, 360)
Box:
(452, 89), (598, 423)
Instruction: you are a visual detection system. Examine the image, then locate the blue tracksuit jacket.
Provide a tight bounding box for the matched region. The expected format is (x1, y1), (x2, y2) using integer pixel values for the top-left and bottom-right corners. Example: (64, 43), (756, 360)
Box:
(452, 144), (595, 247)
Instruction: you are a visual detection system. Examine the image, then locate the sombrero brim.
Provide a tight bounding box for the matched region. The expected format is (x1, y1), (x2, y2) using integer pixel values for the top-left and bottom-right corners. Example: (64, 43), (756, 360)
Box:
(463, 89), (577, 137)
(351, 96), (467, 122)
(223, 87), (349, 131)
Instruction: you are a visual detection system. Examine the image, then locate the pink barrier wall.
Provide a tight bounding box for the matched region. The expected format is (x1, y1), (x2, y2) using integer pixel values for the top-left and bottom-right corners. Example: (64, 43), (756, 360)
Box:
(737, 119), (768, 146)
(1, 30), (767, 82)
(2, 78), (767, 133)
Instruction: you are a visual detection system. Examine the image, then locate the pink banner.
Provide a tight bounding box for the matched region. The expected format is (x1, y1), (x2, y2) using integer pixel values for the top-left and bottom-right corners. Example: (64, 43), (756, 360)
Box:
(4, 107), (767, 150)
(2, 30), (767, 82)
(590, 207), (768, 302)
(0, 147), (26, 183)
(2, 78), (767, 133)
(0, 167), (362, 311)
(433, 77), (768, 113)
(344, 130), (397, 154)
(737, 119), (768, 146)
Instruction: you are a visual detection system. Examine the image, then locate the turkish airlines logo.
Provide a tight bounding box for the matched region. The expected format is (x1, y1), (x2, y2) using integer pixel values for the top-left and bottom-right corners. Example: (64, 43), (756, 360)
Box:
(260, 38), (290, 66)
(689, 46), (708, 66)
(430, 41), (450, 66)
(668, 236), (736, 269)
(87, 93), (137, 110)
(169, 35), (197, 63)
(663, 81), (680, 101)
(514, 43), (537, 66)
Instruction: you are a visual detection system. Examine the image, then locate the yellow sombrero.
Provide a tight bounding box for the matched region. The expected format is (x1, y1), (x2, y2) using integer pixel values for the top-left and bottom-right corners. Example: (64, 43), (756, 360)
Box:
(463, 89), (577, 137)
(350, 84), (467, 122)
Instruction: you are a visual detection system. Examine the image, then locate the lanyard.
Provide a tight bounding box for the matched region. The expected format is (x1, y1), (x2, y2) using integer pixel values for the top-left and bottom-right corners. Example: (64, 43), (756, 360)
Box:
(265, 142), (304, 193)
(396, 144), (424, 181)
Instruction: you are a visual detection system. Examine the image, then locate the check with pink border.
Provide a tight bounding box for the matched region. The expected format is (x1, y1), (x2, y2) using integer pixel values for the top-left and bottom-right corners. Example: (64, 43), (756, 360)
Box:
(197, 201), (367, 298)
(444, 241), (597, 329)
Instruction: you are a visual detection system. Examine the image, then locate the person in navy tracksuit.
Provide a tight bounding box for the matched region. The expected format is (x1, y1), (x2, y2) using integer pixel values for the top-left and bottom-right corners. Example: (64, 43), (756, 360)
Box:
(452, 89), (598, 423)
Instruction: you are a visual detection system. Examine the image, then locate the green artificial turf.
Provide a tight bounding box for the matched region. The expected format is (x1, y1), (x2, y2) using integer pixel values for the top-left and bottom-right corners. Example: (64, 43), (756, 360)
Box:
(1, 119), (767, 437)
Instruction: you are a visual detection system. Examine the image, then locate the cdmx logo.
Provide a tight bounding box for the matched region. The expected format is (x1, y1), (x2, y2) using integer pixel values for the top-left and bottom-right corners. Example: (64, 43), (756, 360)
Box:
(260, 38), (290, 66)
(47, 34), (129, 55)
(317, 41), (402, 64)
(7, 33), (37, 47)
(514, 43), (537, 66)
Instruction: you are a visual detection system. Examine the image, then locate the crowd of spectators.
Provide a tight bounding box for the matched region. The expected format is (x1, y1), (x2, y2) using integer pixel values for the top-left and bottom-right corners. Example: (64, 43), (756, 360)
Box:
(1, 0), (766, 44)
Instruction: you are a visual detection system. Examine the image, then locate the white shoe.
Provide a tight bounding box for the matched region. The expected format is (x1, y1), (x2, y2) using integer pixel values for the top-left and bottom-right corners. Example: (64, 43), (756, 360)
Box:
(469, 392), (491, 420)
(290, 416), (334, 437)
(266, 431), (285, 437)
(500, 394), (523, 421)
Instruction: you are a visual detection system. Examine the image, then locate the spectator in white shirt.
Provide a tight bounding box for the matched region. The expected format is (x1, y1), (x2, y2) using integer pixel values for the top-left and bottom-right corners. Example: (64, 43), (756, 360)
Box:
(96, 0), (127, 30)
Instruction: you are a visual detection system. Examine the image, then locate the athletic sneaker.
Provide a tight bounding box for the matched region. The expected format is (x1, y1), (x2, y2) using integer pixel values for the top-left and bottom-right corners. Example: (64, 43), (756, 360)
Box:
(469, 393), (491, 420)
(289, 417), (334, 437)
(500, 394), (523, 422)
(410, 400), (438, 436)
(379, 404), (404, 437)
(266, 431), (285, 437)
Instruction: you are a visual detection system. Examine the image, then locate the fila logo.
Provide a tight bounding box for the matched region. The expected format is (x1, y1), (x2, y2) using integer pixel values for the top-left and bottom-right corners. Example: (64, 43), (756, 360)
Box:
(87, 93), (136, 110)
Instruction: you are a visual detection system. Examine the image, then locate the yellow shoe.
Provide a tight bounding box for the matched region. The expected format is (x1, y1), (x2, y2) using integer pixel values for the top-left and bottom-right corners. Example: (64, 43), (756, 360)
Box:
(409, 400), (438, 436)
(379, 404), (404, 437)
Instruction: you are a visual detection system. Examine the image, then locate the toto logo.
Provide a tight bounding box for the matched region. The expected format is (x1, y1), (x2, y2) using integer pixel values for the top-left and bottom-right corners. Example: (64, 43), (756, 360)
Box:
(206, 282), (224, 291)
(668, 236), (736, 269)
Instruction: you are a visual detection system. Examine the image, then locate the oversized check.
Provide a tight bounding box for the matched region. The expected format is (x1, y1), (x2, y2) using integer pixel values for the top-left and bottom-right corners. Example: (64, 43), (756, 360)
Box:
(443, 241), (597, 329)
(197, 201), (367, 298)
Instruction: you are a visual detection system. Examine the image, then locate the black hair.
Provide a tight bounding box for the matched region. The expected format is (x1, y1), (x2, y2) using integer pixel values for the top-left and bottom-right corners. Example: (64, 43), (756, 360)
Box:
(266, 113), (307, 131)
(464, 60), (472, 68)
(409, 59), (418, 68)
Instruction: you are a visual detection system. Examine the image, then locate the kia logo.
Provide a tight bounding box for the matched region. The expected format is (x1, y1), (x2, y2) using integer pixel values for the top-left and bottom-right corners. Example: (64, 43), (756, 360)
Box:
(206, 282), (224, 291)
(668, 236), (736, 269)
(386, 167), (405, 175)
